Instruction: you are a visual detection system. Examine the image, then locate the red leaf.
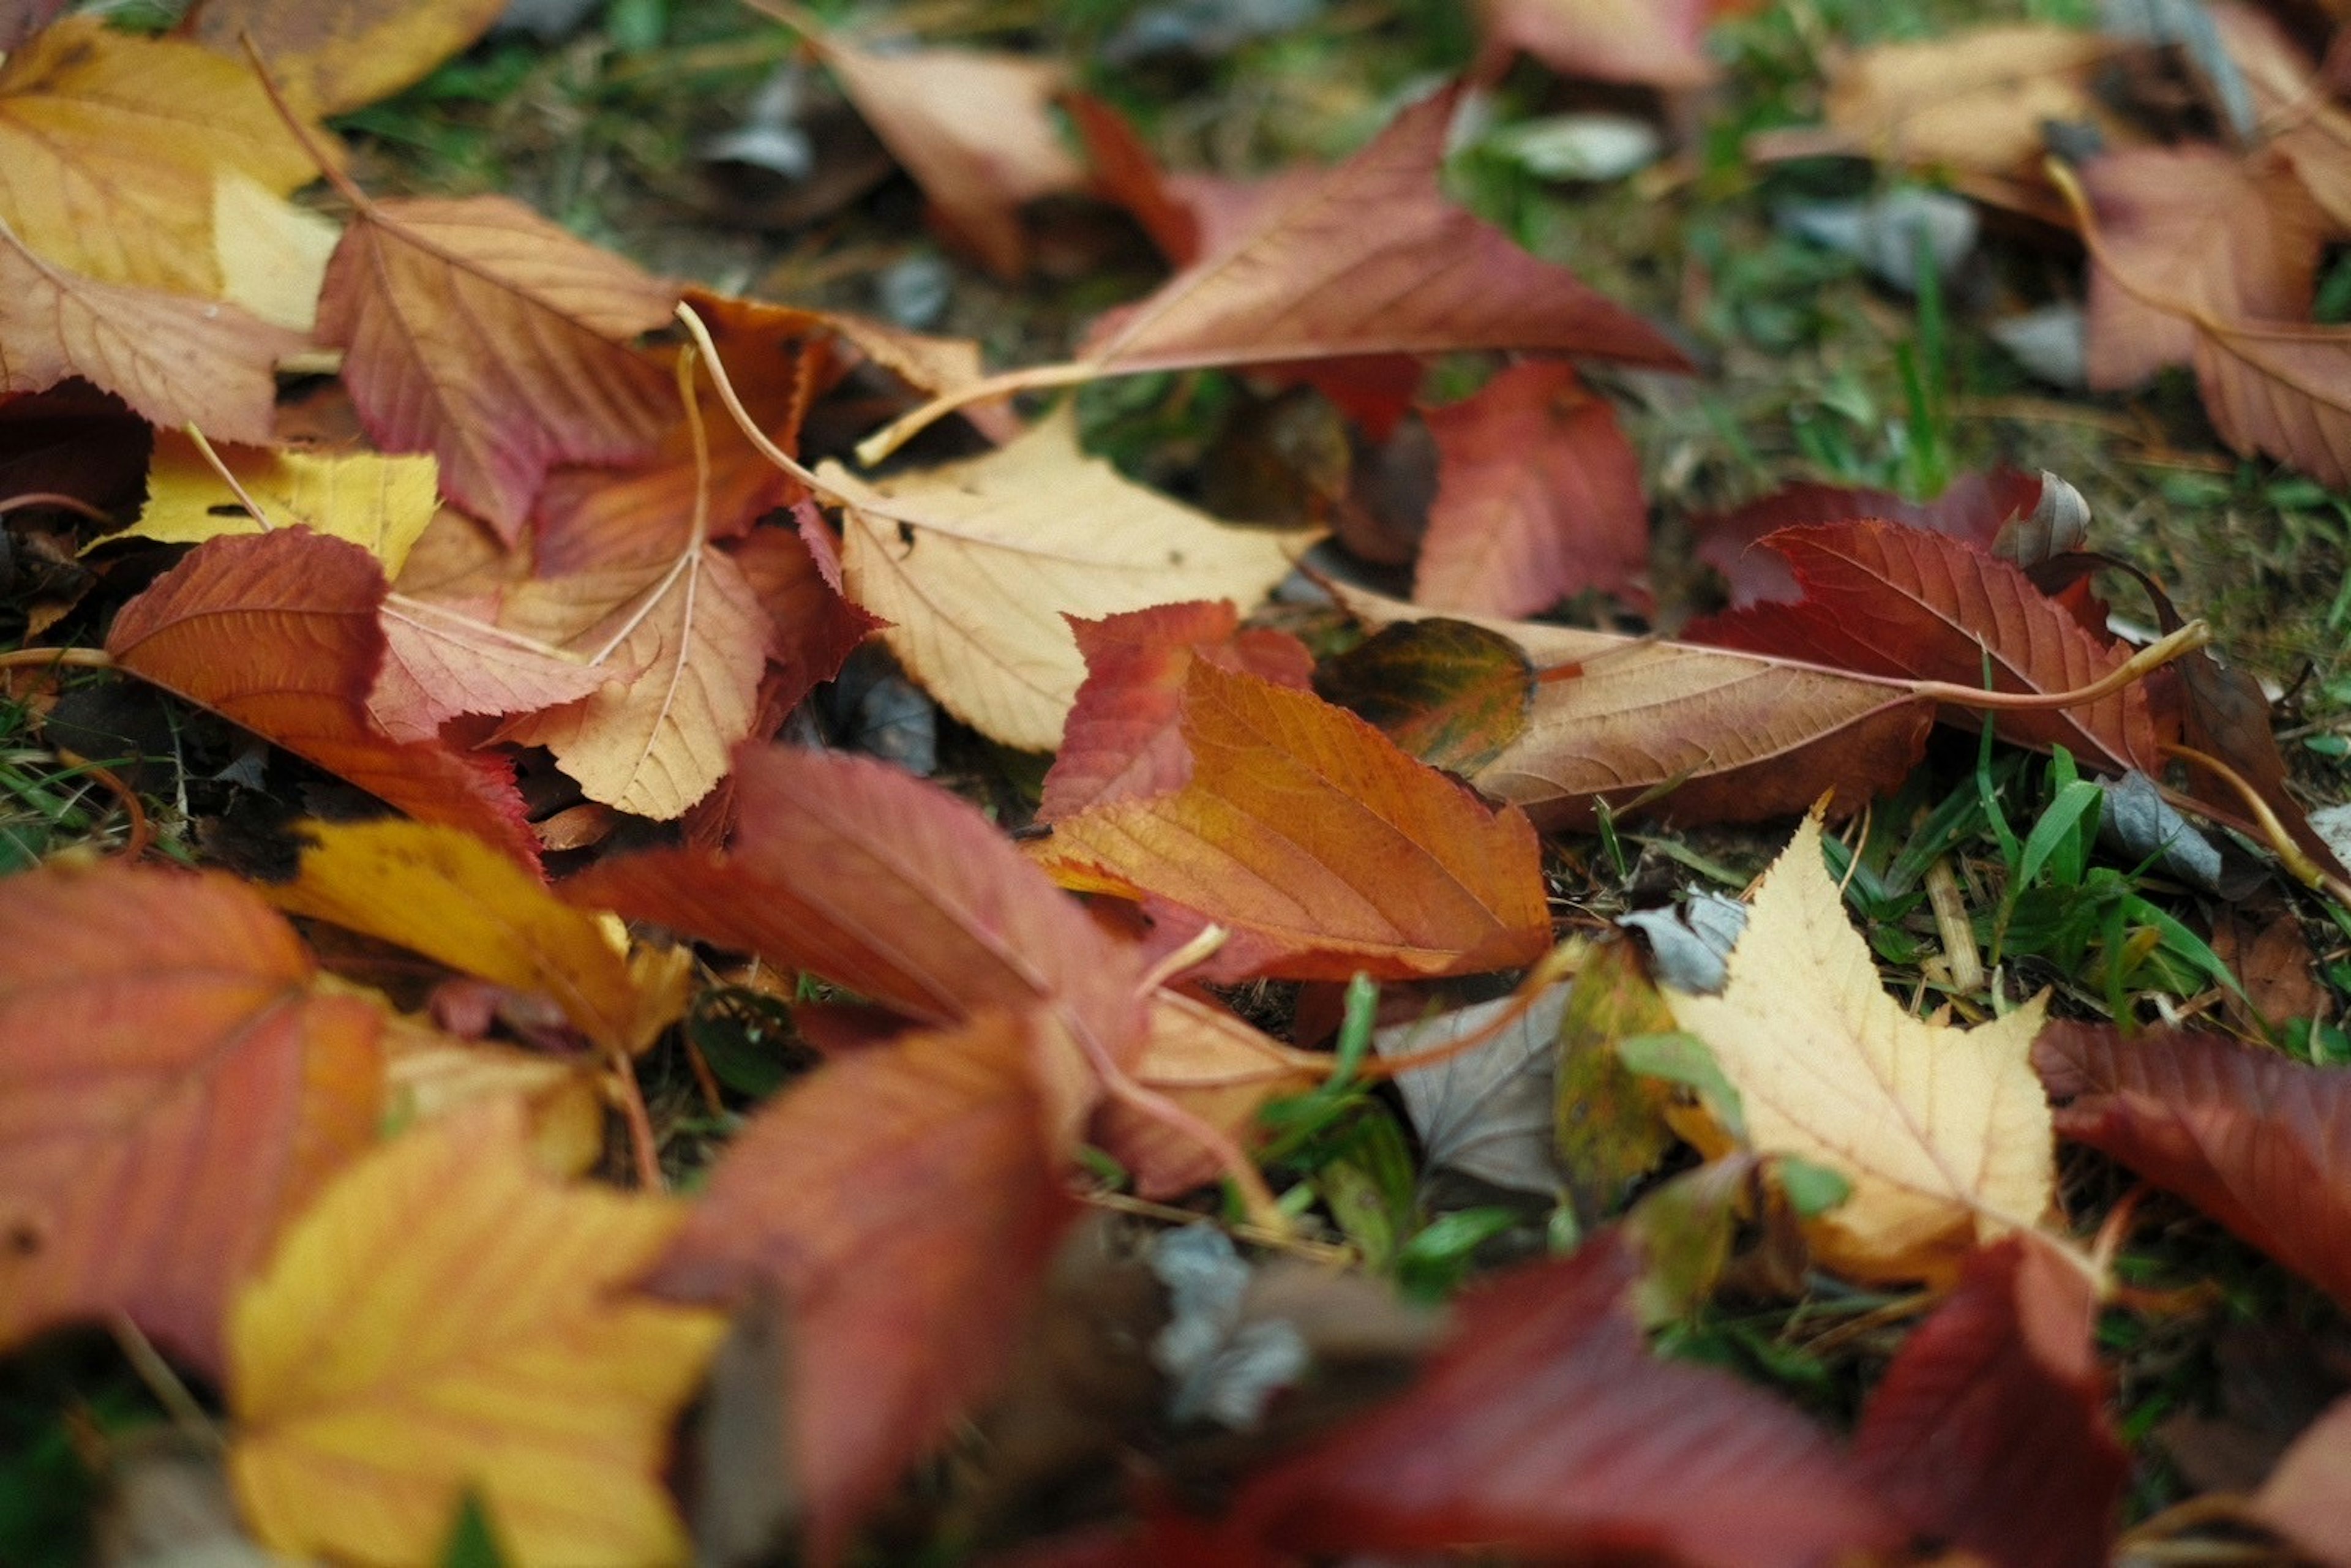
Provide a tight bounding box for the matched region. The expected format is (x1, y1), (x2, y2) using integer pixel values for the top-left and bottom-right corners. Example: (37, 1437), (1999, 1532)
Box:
(726, 513), (880, 717)
(1231, 1230), (1900, 1566)
(1693, 470), (2042, 609)
(1477, 0), (1720, 88)
(1854, 1237), (2125, 1568)
(1414, 360), (1649, 616)
(104, 529), (541, 868)
(2035, 1021), (2351, 1310)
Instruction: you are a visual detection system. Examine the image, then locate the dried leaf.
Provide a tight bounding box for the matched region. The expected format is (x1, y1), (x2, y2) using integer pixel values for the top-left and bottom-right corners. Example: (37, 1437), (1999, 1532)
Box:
(1311, 617), (1535, 776)
(1112, 991), (1319, 1198)
(727, 512), (881, 716)
(0, 860), (382, 1377)
(228, 1103), (723, 1568)
(105, 528), (542, 868)
(2254, 1392), (2351, 1564)
(1373, 984), (1569, 1195)
(2035, 1020), (2351, 1310)
(186, 0), (507, 116)
(1035, 660), (1552, 983)
(1476, 0), (1720, 87)
(2211, 2), (2351, 234)
(1551, 939), (1679, 1223)
(1691, 470), (2043, 608)
(1038, 599), (1314, 822)
(1414, 361), (1650, 617)
(211, 168), (342, 334)
(104, 430), (438, 574)
(1854, 1236), (2126, 1568)
(823, 411), (1301, 751)
(653, 1012), (1080, 1564)
(370, 596), (608, 745)
(2188, 315), (2351, 489)
(320, 194), (677, 535)
(1664, 810), (2055, 1282)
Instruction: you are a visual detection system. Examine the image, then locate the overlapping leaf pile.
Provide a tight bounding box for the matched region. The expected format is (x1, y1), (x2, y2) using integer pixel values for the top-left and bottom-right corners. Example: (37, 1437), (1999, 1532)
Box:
(5, 1), (2351, 1565)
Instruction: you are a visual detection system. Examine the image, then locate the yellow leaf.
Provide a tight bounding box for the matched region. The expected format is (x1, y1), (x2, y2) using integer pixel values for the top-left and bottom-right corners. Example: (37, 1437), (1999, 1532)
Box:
(228, 1102), (723, 1568)
(822, 410), (1306, 750)
(267, 819), (685, 1054)
(378, 1010), (606, 1177)
(214, 170), (342, 333)
(186, 0), (508, 119)
(0, 16), (328, 295)
(100, 432), (438, 576)
(1661, 811), (2053, 1283)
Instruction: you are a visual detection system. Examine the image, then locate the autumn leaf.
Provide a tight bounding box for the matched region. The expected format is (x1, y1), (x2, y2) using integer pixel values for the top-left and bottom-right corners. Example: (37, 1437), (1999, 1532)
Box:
(186, 0), (508, 117)
(1314, 617), (1537, 777)
(1853, 1236), (2126, 1568)
(0, 858), (382, 1378)
(2211, 1), (2351, 234)
(1038, 599), (1314, 822)
(268, 819), (685, 1054)
(652, 1011), (1081, 1564)
(370, 593), (610, 745)
(104, 528), (542, 867)
(1476, 0), (1722, 88)
(2034, 1020), (2351, 1310)
(1663, 809), (2055, 1283)
(212, 167), (343, 332)
(320, 193), (678, 535)
(726, 509), (881, 718)
(0, 15), (327, 294)
(383, 1021), (604, 1178)
(228, 1101), (724, 1568)
(1035, 659), (1553, 982)
(823, 411), (1302, 751)
(1110, 991), (1321, 1198)
(1229, 1229), (1900, 1565)
(100, 429), (438, 572)
(1551, 938), (1679, 1223)
(1691, 470), (2044, 609)
(1413, 360), (1650, 617)
(0, 222), (303, 445)
(1371, 983), (1570, 1196)
(2254, 1392), (2351, 1565)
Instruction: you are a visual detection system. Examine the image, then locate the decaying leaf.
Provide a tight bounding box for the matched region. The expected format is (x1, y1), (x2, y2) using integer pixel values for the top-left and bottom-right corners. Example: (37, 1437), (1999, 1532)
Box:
(2211, 2), (2351, 235)
(103, 430), (439, 574)
(1312, 617), (1535, 776)
(228, 1102), (723, 1568)
(1372, 983), (1569, 1195)
(1552, 938), (1680, 1224)
(1663, 811), (2055, 1282)
(1692, 470), (2043, 609)
(186, 0), (508, 117)
(0, 860), (383, 1378)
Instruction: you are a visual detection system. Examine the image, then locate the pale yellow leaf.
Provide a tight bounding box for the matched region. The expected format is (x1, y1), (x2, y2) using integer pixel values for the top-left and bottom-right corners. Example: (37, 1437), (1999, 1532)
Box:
(822, 411), (1305, 750)
(228, 1102), (723, 1568)
(1662, 811), (2054, 1283)
(379, 1012), (604, 1177)
(213, 170), (341, 334)
(100, 430), (438, 576)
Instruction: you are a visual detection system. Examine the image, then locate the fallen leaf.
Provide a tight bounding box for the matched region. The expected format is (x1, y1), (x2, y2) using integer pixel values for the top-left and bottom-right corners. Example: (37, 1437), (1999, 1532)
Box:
(369, 594), (609, 744)
(0, 15), (326, 294)
(1414, 360), (1650, 617)
(653, 1011), (1081, 1565)
(381, 1024), (604, 1177)
(823, 411), (1301, 751)
(211, 168), (343, 334)
(1035, 660), (1552, 982)
(185, 0), (508, 116)
(1664, 810), (2055, 1283)
(2081, 145), (2322, 389)
(228, 1101), (723, 1568)
(104, 528), (542, 867)
(0, 859), (382, 1377)
(320, 193), (678, 535)
(1854, 1236), (2126, 1568)
(268, 819), (681, 1054)
(102, 430), (438, 574)
(2211, 2), (2351, 235)
(1692, 470), (2044, 608)
(0, 223), (302, 445)
(1551, 938), (1679, 1224)
(727, 511), (881, 717)
(1312, 617), (1535, 776)
(1476, 0), (1719, 88)
(2034, 1020), (2351, 1310)
(1038, 599), (1314, 822)
(1112, 991), (1320, 1197)
(2254, 1391), (2351, 1564)
(1231, 1229), (1900, 1564)
(1372, 983), (1570, 1195)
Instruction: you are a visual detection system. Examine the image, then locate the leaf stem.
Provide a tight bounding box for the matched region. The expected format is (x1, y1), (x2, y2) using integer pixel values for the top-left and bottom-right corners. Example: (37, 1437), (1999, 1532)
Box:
(673, 301), (832, 497)
(1355, 939), (1586, 1081)
(2162, 741), (2351, 906)
(0, 646), (114, 672)
(182, 424), (276, 530)
(0, 492), (110, 523)
(1907, 619), (2211, 714)
(852, 361), (1100, 466)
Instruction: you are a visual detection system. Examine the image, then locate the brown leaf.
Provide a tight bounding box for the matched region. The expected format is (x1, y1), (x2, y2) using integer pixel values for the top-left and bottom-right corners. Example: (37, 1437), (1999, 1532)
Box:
(1692, 470), (2044, 609)
(726, 509), (881, 718)
(1414, 361), (1650, 617)
(186, 0), (507, 117)
(1314, 617), (1535, 777)
(2255, 1392), (2351, 1564)
(1476, 0), (1720, 88)
(653, 1011), (1081, 1564)
(1854, 1237), (2126, 1568)
(104, 528), (542, 867)
(0, 225), (302, 445)
(1035, 660), (1552, 982)
(2212, 2), (2351, 235)
(0, 859), (383, 1377)
(2036, 1020), (2351, 1310)
(320, 193), (678, 535)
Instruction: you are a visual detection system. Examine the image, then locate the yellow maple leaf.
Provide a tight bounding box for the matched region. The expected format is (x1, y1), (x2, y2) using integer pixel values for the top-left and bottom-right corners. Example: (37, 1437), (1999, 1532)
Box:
(228, 1101), (723, 1568)
(98, 432), (438, 576)
(1662, 810), (2054, 1283)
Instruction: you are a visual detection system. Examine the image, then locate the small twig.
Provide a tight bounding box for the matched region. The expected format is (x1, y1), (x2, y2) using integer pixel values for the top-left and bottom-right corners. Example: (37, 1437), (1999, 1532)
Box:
(108, 1313), (222, 1450)
(853, 362), (1099, 467)
(0, 646), (114, 672)
(54, 748), (152, 861)
(181, 425), (274, 530)
(0, 492), (111, 524)
(1924, 856), (1983, 995)
(607, 1054), (667, 1192)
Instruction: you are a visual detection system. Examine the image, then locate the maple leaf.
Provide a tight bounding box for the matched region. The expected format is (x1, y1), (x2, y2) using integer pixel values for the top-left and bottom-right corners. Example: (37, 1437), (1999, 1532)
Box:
(822, 411), (1302, 751)
(320, 192), (678, 535)
(1476, 0), (1722, 88)
(1414, 360), (1650, 617)
(2035, 1020), (2351, 1311)
(0, 223), (303, 445)
(0, 859), (382, 1378)
(104, 528), (542, 867)
(99, 430), (439, 573)
(186, 0), (508, 117)
(1229, 1229), (1900, 1565)
(1038, 599), (1314, 822)
(0, 15), (328, 295)
(228, 1101), (724, 1568)
(1035, 660), (1553, 982)
(1853, 1236), (2125, 1568)
(653, 1010), (1080, 1564)
(1663, 809), (2056, 1283)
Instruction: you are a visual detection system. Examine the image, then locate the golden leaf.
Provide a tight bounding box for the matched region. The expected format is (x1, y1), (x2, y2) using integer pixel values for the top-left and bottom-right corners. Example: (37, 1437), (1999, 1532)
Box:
(101, 431), (438, 575)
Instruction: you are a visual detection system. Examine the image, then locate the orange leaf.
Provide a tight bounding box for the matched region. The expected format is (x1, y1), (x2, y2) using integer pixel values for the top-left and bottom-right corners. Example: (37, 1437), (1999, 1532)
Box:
(0, 859), (383, 1377)
(653, 1011), (1079, 1564)
(371, 594), (608, 743)
(186, 0), (508, 117)
(726, 509), (880, 717)
(320, 193), (677, 535)
(1112, 991), (1319, 1197)
(228, 1101), (722, 1568)
(103, 528), (542, 867)
(1035, 659), (1552, 981)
